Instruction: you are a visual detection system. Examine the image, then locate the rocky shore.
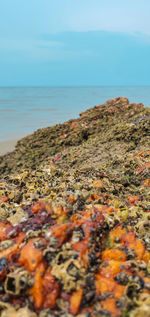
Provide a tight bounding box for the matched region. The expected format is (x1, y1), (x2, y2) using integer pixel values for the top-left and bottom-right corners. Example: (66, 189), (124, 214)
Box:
(0, 97), (149, 317)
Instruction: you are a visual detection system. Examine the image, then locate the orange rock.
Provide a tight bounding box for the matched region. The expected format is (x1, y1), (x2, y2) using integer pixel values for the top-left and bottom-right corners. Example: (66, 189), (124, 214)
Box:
(42, 268), (60, 309)
(137, 162), (150, 174)
(95, 275), (116, 293)
(100, 260), (122, 278)
(136, 150), (150, 157)
(122, 232), (145, 260)
(59, 134), (67, 139)
(114, 284), (125, 299)
(86, 197), (93, 203)
(102, 249), (126, 262)
(133, 239), (145, 260)
(53, 205), (70, 217)
(53, 205), (64, 216)
(72, 240), (88, 268)
(127, 196), (140, 204)
(19, 238), (46, 271)
(68, 195), (76, 204)
(0, 221), (13, 241)
(122, 231), (135, 245)
(0, 232), (25, 260)
(51, 223), (73, 246)
(94, 205), (118, 215)
(70, 287), (83, 315)
(86, 194), (100, 202)
(93, 180), (104, 188)
(143, 251), (150, 263)
(101, 298), (120, 316)
(142, 178), (150, 187)
(70, 121), (79, 129)
(29, 262), (46, 310)
(109, 225), (126, 243)
(0, 197), (9, 203)
(81, 307), (94, 314)
(31, 200), (45, 214)
(136, 151), (144, 157)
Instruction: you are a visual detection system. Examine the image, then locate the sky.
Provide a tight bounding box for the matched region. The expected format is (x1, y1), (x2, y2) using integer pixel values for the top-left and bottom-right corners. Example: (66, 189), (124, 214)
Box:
(0, 0), (150, 86)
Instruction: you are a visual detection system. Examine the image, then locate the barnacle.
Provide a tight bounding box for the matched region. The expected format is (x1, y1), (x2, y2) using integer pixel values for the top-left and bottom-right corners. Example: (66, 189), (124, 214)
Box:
(130, 294), (150, 317)
(52, 258), (85, 292)
(0, 240), (15, 252)
(136, 219), (150, 238)
(125, 282), (141, 300)
(4, 268), (32, 295)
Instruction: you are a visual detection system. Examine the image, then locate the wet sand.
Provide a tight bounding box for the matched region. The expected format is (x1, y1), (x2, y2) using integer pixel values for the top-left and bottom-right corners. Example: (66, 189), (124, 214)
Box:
(0, 140), (17, 156)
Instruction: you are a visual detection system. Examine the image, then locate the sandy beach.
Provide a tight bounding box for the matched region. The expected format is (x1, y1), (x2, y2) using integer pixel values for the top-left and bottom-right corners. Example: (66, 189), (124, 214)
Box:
(0, 139), (17, 156)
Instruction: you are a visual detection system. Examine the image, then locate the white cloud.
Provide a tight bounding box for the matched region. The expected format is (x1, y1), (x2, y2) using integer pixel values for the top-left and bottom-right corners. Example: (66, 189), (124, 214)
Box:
(1, 0), (150, 39)
(65, 0), (150, 35)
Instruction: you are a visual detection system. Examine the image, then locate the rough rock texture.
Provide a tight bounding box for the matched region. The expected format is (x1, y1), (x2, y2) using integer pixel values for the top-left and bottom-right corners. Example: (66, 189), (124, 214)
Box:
(0, 97), (149, 317)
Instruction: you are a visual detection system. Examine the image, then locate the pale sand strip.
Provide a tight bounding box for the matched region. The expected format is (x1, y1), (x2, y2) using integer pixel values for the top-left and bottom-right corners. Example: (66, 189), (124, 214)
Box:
(0, 140), (17, 156)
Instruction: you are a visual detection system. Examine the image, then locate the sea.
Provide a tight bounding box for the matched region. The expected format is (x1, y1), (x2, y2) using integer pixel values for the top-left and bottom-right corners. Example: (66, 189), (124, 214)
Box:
(0, 86), (150, 143)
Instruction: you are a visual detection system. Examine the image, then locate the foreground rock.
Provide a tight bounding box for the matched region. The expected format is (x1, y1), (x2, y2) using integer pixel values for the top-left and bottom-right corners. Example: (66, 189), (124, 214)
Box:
(0, 97), (149, 317)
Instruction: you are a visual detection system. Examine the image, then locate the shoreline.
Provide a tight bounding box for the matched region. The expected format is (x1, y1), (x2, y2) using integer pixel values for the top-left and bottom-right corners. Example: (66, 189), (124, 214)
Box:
(0, 139), (18, 156)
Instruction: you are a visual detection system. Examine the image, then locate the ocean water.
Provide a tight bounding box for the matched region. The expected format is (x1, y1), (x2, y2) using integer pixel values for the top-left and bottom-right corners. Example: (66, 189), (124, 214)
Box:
(0, 86), (150, 142)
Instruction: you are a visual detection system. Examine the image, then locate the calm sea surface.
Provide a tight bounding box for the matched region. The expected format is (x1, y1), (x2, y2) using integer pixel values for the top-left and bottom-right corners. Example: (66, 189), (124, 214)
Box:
(0, 86), (150, 142)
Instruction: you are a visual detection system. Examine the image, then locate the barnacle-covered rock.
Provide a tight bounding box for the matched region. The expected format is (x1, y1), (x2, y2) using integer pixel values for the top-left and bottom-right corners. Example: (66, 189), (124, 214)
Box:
(0, 97), (149, 316)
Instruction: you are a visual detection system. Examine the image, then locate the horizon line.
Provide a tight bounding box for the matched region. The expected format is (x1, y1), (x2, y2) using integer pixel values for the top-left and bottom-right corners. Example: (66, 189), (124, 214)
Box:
(1, 85), (150, 88)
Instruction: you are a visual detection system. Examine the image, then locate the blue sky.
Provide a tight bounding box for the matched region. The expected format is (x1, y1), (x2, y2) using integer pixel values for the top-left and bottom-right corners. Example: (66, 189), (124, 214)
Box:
(0, 0), (150, 86)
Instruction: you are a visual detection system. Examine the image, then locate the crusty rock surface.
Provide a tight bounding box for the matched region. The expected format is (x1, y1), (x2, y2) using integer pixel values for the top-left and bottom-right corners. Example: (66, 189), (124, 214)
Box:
(0, 97), (149, 317)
